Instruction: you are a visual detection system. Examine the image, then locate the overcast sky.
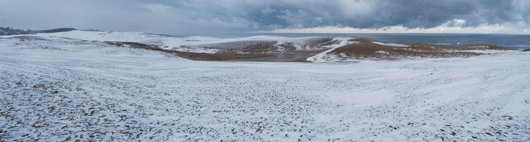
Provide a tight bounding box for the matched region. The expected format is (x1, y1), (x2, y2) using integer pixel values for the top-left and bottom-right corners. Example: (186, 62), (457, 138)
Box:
(1, 0), (529, 35)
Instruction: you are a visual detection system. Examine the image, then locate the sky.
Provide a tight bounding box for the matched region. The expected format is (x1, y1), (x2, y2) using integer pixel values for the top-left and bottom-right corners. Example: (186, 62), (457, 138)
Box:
(1, 0), (529, 35)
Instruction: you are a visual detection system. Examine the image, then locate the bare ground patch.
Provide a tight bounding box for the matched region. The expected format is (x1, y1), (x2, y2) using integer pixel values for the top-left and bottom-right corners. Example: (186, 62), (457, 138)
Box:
(105, 42), (273, 61)
(304, 37), (339, 49)
(106, 36), (514, 62)
(195, 37), (337, 53)
(106, 37), (337, 62)
(329, 37), (513, 60)
(195, 41), (279, 53)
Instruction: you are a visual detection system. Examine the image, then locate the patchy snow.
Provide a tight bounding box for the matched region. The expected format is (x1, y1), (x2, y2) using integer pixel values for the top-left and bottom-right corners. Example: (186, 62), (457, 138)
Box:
(375, 50), (390, 54)
(469, 45), (489, 49)
(21, 31), (337, 54)
(171, 46), (220, 54)
(1, 34), (530, 141)
(306, 37), (356, 62)
(373, 41), (410, 47)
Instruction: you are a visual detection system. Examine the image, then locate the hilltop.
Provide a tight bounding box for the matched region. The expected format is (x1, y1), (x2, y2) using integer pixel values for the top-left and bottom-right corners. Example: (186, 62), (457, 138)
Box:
(0, 27), (77, 35)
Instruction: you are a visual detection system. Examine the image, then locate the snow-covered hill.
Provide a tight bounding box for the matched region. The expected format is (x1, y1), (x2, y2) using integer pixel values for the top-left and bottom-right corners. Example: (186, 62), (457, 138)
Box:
(12, 31), (339, 54)
(1, 31), (529, 141)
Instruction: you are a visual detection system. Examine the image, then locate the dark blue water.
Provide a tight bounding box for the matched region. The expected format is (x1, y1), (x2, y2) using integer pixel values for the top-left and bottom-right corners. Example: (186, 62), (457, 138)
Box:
(197, 33), (530, 50)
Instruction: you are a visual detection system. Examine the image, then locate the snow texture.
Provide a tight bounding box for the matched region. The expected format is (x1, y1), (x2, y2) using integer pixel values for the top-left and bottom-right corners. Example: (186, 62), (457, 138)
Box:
(373, 42), (410, 47)
(306, 38), (357, 62)
(1, 32), (530, 141)
(375, 50), (390, 54)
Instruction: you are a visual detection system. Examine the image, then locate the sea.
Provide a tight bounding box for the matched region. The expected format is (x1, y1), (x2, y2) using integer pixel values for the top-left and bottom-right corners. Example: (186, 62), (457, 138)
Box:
(194, 33), (530, 50)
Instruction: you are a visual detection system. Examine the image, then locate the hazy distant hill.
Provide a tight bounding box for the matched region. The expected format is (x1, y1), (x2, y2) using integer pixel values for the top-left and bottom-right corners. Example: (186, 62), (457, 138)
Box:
(0, 27), (77, 35)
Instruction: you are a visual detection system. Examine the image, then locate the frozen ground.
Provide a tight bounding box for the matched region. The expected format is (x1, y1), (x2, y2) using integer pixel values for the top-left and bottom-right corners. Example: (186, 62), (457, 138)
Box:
(1, 32), (530, 141)
(306, 37), (358, 62)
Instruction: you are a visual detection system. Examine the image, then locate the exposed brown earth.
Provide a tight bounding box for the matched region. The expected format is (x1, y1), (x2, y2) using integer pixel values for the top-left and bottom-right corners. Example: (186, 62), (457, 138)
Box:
(303, 37), (339, 49)
(4, 35), (518, 62)
(106, 37), (336, 62)
(105, 36), (514, 62)
(195, 37), (337, 54)
(195, 41), (280, 53)
(329, 37), (512, 60)
(106, 41), (273, 61)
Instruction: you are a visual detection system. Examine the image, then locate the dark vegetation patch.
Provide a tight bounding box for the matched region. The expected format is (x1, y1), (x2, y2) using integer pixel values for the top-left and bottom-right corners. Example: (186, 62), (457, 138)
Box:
(197, 41), (279, 53)
(276, 42), (297, 51)
(1, 27), (76, 35)
(39, 28), (77, 33)
(196, 37), (336, 54)
(329, 37), (512, 60)
(304, 37), (338, 49)
(105, 41), (272, 61)
(107, 37), (338, 62)
(107, 36), (513, 62)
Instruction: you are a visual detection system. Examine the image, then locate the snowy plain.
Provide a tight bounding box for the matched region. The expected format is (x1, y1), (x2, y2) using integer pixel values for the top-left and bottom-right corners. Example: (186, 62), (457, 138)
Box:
(1, 31), (529, 141)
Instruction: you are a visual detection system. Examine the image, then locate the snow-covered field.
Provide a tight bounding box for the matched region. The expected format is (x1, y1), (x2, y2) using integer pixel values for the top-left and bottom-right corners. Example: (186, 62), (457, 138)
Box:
(1, 32), (530, 141)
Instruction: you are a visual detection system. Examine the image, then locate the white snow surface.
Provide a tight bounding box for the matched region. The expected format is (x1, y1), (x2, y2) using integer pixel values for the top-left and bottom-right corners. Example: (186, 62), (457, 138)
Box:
(375, 50), (390, 54)
(19, 31), (328, 54)
(1, 33), (530, 141)
(373, 41), (410, 47)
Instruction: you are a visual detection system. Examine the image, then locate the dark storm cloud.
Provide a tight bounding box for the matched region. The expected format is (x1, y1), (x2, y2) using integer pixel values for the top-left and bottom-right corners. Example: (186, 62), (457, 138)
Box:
(243, 0), (528, 29)
(0, 0), (528, 34)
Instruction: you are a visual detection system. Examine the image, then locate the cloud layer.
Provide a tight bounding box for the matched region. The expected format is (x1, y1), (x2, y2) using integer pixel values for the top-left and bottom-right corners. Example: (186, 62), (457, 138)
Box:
(0, 0), (528, 35)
